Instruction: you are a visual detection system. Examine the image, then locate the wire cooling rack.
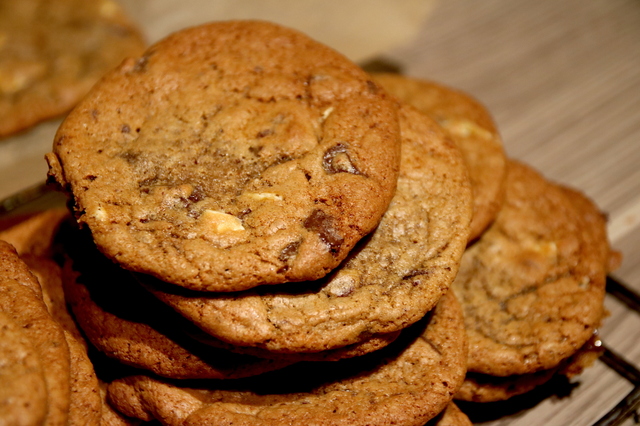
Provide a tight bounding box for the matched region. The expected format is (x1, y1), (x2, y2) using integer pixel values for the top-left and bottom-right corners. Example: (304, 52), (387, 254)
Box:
(1, 183), (640, 426)
(595, 277), (640, 426)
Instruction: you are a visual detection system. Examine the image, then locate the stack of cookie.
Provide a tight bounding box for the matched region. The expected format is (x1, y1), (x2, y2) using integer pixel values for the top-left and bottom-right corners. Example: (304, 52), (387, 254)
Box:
(42, 20), (476, 425)
(373, 74), (620, 405)
(0, 17), (619, 426)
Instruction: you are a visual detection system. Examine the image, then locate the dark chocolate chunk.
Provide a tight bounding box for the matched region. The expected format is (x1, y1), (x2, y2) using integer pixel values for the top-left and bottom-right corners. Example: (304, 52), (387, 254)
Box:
(303, 209), (343, 254)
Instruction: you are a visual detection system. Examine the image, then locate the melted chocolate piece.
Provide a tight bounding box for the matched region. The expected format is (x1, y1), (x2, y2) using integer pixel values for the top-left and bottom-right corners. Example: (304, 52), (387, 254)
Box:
(303, 209), (343, 254)
(322, 144), (361, 175)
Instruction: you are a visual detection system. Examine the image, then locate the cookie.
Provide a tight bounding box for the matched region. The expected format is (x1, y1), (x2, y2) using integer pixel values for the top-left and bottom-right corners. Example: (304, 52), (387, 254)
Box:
(456, 335), (604, 402)
(426, 403), (472, 426)
(23, 254), (84, 342)
(65, 330), (103, 425)
(0, 0), (146, 137)
(142, 104), (472, 353)
(59, 224), (296, 379)
(0, 208), (69, 257)
(46, 20), (402, 292)
(0, 310), (48, 426)
(23, 253), (103, 425)
(0, 240), (71, 425)
(99, 381), (142, 426)
(372, 73), (506, 241)
(451, 160), (614, 377)
(107, 290), (467, 426)
(188, 326), (402, 362)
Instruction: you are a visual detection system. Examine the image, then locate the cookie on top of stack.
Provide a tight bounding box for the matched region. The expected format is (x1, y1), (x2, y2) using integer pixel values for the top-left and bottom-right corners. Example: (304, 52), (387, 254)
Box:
(42, 20), (475, 425)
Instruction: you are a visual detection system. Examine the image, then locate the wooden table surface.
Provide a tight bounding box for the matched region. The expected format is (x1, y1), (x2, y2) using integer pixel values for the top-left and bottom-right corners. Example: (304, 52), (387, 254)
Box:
(1, 0), (639, 424)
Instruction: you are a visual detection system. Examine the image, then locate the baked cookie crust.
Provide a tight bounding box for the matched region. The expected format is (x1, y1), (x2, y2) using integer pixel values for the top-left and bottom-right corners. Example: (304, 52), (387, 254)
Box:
(47, 20), (401, 292)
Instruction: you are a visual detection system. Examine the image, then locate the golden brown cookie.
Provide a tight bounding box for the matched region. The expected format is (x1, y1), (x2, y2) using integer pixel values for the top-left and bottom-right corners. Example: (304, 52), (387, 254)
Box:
(23, 254), (84, 341)
(99, 381), (142, 426)
(0, 240), (71, 425)
(456, 369), (557, 403)
(451, 160), (614, 377)
(0, 310), (48, 426)
(46, 20), (402, 292)
(142, 104), (472, 354)
(107, 290), (468, 426)
(426, 403), (472, 426)
(456, 334), (604, 403)
(0, 0), (146, 137)
(0, 209), (69, 257)
(65, 330), (103, 425)
(23, 254), (103, 425)
(60, 225), (295, 380)
(372, 73), (506, 241)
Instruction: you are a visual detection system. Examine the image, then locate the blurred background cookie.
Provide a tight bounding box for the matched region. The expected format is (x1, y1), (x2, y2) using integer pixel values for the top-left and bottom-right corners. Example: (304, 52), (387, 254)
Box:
(0, 0), (146, 138)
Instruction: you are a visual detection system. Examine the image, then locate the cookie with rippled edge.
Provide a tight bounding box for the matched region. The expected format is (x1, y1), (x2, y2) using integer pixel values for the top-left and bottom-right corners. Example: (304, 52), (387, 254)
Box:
(451, 160), (617, 378)
(456, 335), (604, 403)
(0, 0), (146, 137)
(141, 104), (472, 354)
(59, 224), (296, 380)
(23, 254), (103, 425)
(0, 310), (48, 426)
(372, 73), (506, 242)
(46, 20), (402, 292)
(0, 240), (71, 425)
(107, 290), (467, 426)
(426, 403), (472, 426)
(99, 381), (142, 426)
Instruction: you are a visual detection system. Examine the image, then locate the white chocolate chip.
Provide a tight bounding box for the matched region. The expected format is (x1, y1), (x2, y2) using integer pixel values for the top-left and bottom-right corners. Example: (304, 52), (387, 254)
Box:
(326, 270), (359, 297)
(579, 276), (591, 290)
(245, 192), (283, 201)
(91, 206), (108, 222)
(199, 210), (245, 232)
(320, 107), (334, 122)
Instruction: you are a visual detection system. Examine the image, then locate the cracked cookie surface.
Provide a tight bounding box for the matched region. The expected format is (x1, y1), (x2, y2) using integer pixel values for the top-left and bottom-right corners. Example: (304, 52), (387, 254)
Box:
(372, 73), (506, 241)
(47, 20), (401, 292)
(0, 0), (145, 137)
(106, 290), (467, 426)
(142, 105), (472, 353)
(451, 160), (613, 377)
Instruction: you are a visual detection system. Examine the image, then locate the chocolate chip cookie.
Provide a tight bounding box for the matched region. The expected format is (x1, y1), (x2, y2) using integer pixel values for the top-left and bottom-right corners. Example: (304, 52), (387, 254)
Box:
(0, 310), (48, 426)
(0, 240), (71, 425)
(141, 104), (472, 353)
(24, 254), (103, 424)
(0, 0), (146, 137)
(46, 20), (402, 292)
(372, 73), (506, 241)
(451, 160), (614, 378)
(59, 225), (295, 380)
(106, 290), (467, 426)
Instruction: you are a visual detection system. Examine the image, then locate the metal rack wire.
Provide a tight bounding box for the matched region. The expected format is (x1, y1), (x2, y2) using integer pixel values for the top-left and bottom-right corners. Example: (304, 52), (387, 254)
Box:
(595, 277), (640, 426)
